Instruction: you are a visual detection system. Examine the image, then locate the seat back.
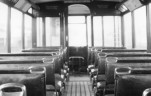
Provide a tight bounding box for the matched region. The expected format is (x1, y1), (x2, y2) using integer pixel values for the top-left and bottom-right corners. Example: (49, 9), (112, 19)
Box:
(106, 57), (151, 84)
(0, 83), (26, 96)
(97, 53), (151, 75)
(0, 59), (55, 86)
(143, 88), (151, 96)
(101, 49), (146, 52)
(0, 68), (46, 96)
(115, 68), (151, 96)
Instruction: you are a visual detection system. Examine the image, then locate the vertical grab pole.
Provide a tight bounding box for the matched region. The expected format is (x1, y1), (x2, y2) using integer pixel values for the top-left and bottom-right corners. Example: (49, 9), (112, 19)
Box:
(91, 14), (94, 47)
(131, 11), (136, 48)
(121, 15), (125, 47)
(146, 4), (151, 52)
(102, 16), (105, 47)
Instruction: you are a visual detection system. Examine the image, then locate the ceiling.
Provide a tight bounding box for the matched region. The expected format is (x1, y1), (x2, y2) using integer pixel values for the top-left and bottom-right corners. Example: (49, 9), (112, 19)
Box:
(26, 0), (150, 16)
(0, 0), (149, 16)
(29, 0), (124, 4)
(29, 0), (125, 16)
(68, 4), (90, 15)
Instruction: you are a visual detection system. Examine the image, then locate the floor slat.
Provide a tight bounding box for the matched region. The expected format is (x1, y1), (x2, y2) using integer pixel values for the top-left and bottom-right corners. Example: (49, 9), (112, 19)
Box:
(67, 82), (72, 96)
(76, 82), (80, 96)
(72, 82), (76, 96)
(84, 82), (91, 96)
(80, 82), (85, 96)
(64, 75), (93, 96)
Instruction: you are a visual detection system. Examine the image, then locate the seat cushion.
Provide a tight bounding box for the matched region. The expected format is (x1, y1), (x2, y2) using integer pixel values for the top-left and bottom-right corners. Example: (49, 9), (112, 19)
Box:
(46, 91), (56, 96)
(46, 85), (55, 91)
(105, 94), (114, 96)
(97, 75), (106, 81)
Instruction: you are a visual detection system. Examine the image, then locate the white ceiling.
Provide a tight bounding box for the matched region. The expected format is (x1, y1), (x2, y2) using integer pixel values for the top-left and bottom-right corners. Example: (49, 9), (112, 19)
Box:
(30, 0), (62, 3)
(30, 0), (123, 3)
(68, 4), (90, 15)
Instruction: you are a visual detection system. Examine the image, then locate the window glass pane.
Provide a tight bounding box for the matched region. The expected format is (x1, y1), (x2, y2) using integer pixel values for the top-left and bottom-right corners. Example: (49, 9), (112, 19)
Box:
(93, 16), (102, 46)
(37, 17), (43, 47)
(24, 14), (32, 49)
(87, 16), (92, 46)
(11, 8), (22, 53)
(134, 6), (147, 49)
(69, 24), (86, 46)
(46, 17), (60, 46)
(28, 8), (32, 14)
(68, 16), (85, 23)
(46, 17), (51, 46)
(0, 3), (8, 53)
(103, 16), (114, 47)
(124, 12), (132, 49)
(68, 16), (86, 46)
(115, 16), (122, 47)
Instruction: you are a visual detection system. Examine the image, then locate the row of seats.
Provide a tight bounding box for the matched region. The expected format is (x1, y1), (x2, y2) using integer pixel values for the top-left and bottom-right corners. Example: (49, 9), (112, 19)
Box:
(0, 46), (69, 96)
(87, 47), (151, 96)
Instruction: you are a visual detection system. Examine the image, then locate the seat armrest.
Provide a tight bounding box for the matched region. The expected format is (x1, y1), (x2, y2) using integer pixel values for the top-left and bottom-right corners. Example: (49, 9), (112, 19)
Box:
(143, 88), (151, 96)
(97, 81), (106, 89)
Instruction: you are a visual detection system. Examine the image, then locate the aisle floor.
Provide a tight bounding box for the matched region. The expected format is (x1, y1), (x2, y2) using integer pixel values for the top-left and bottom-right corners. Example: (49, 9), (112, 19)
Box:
(63, 75), (94, 96)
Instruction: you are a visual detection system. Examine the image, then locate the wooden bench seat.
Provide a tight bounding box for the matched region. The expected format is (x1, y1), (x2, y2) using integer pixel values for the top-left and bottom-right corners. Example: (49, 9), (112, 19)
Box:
(97, 53), (151, 75)
(0, 55), (61, 75)
(101, 49), (146, 52)
(0, 53), (65, 75)
(0, 55), (65, 96)
(89, 53), (151, 82)
(88, 51), (148, 75)
(0, 59), (55, 86)
(0, 67), (46, 96)
(115, 68), (151, 96)
(21, 49), (68, 74)
(95, 58), (151, 96)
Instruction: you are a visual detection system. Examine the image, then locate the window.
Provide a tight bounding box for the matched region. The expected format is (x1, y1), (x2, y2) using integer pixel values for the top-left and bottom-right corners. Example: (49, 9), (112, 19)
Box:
(28, 8), (32, 14)
(87, 16), (92, 47)
(46, 17), (60, 46)
(114, 16), (122, 47)
(24, 14), (32, 49)
(93, 16), (102, 46)
(103, 16), (114, 47)
(68, 16), (86, 46)
(124, 12), (132, 49)
(37, 17), (43, 47)
(68, 16), (85, 23)
(45, 17), (51, 46)
(0, 2), (8, 53)
(134, 6), (147, 49)
(11, 8), (22, 53)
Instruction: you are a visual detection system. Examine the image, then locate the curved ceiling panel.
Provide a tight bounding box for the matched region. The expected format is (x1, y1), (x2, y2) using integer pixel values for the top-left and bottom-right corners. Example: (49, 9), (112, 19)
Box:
(29, 0), (123, 3)
(30, 0), (62, 3)
(68, 4), (90, 15)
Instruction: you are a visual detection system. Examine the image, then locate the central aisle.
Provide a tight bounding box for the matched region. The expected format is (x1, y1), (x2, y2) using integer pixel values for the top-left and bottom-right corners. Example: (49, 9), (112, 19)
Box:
(63, 75), (94, 96)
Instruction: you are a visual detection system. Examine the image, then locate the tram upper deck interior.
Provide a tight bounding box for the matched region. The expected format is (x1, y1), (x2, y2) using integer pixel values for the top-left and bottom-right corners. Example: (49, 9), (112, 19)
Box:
(0, 0), (151, 96)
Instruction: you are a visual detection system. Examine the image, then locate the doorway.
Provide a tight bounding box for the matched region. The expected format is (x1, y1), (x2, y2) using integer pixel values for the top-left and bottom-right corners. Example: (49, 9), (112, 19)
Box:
(67, 4), (90, 72)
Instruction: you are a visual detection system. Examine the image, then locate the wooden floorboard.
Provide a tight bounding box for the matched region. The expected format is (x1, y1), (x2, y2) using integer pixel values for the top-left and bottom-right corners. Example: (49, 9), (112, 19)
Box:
(76, 82), (80, 96)
(63, 75), (94, 96)
(80, 82), (85, 96)
(66, 82), (72, 96)
(72, 82), (76, 96)
(84, 82), (91, 96)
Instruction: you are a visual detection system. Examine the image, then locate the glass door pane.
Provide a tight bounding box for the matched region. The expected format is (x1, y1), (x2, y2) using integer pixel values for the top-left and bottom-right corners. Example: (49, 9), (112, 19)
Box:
(68, 16), (87, 46)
